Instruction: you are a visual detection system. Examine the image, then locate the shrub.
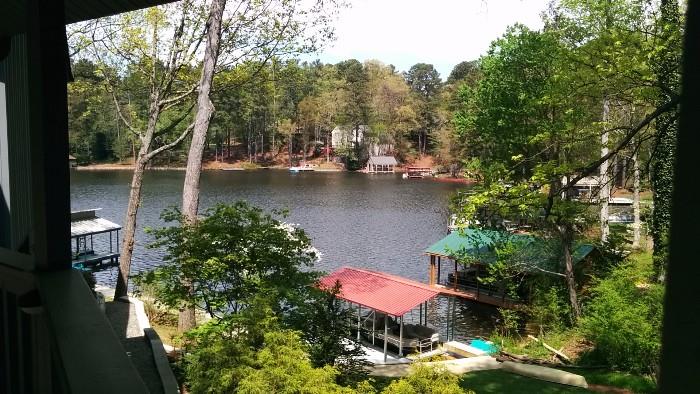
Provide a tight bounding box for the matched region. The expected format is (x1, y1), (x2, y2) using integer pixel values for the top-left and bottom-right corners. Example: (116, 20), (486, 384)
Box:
(580, 257), (663, 375)
(381, 365), (471, 394)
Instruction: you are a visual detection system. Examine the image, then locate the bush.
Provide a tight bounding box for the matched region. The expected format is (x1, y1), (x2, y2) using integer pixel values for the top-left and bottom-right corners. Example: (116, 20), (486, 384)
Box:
(381, 365), (471, 394)
(580, 256), (663, 375)
(527, 284), (569, 333)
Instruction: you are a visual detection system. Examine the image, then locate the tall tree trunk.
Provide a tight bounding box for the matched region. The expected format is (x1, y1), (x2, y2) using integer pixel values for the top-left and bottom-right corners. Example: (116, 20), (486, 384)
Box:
(560, 223), (581, 320)
(179, 0), (227, 332)
(600, 98), (610, 243)
(115, 140), (150, 298)
(651, 0), (681, 282)
(633, 145), (641, 248)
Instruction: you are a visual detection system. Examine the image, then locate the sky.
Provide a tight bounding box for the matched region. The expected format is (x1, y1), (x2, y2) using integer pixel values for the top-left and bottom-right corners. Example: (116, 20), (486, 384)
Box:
(304, 0), (552, 80)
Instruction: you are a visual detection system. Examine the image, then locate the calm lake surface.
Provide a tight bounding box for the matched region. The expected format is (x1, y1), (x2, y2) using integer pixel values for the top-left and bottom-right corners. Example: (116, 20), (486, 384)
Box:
(70, 169), (498, 340)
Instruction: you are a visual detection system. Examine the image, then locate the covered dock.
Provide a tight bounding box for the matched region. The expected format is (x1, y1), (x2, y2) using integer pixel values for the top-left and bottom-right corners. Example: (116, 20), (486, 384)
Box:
(424, 229), (596, 308)
(320, 267), (443, 363)
(366, 156), (398, 173)
(71, 209), (121, 270)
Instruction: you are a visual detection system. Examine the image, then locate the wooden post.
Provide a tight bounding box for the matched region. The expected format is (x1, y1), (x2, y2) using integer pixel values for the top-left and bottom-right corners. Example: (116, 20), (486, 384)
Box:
(419, 302), (422, 325)
(476, 264), (480, 298)
(437, 256), (441, 284)
(383, 315), (388, 363)
(357, 304), (361, 341)
(429, 255), (436, 285)
(453, 259), (458, 289)
(399, 315), (404, 356)
(372, 310), (375, 345)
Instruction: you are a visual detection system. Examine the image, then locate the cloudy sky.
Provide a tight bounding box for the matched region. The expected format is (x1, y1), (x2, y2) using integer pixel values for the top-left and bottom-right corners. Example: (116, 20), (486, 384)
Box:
(305, 0), (552, 79)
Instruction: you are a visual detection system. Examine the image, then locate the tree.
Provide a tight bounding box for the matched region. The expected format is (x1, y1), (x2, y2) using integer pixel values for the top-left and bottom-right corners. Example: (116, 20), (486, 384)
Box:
(78, 2), (205, 298)
(446, 60), (478, 85)
(336, 59), (371, 166)
(288, 284), (369, 386)
(454, 25), (598, 320)
(404, 63), (442, 156)
(381, 365), (467, 394)
(237, 331), (356, 394)
(650, 0), (682, 282)
(178, 0), (227, 332)
(137, 202), (319, 320)
(581, 257), (664, 375)
(367, 61), (419, 159)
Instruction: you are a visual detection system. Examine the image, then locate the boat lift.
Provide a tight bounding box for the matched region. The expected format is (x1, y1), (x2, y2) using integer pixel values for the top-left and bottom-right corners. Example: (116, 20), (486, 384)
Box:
(70, 209), (121, 270)
(319, 267), (444, 363)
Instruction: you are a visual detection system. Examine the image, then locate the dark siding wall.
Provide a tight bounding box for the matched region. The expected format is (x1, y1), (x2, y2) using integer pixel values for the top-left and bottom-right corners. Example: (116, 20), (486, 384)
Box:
(0, 35), (33, 252)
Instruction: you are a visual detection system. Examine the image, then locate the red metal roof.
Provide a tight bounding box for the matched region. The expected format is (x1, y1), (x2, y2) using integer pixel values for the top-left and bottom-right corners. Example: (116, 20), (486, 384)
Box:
(319, 267), (440, 316)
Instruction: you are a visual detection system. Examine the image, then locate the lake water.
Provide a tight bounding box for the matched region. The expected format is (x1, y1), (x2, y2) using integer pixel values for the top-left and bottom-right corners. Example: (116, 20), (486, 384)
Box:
(70, 169), (498, 340)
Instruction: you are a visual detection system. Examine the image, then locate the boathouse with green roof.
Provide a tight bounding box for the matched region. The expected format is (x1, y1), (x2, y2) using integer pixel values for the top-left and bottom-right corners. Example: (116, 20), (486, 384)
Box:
(424, 229), (597, 307)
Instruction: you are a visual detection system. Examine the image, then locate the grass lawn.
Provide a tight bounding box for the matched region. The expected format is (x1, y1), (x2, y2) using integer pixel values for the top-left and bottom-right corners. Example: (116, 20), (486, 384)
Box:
(565, 369), (656, 393)
(459, 370), (589, 393)
(151, 322), (180, 346)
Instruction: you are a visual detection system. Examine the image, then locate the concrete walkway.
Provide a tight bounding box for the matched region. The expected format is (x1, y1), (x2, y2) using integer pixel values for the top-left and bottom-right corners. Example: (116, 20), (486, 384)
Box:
(105, 300), (165, 394)
(369, 356), (502, 377)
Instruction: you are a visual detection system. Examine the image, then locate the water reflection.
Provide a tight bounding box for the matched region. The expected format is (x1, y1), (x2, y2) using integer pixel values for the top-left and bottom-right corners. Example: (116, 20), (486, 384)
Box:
(70, 169), (496, 338)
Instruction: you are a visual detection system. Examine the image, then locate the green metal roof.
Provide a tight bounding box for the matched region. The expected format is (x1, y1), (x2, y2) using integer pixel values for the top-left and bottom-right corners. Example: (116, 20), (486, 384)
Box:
(425, 229), (595, 265)
(425, 229), (531, 258)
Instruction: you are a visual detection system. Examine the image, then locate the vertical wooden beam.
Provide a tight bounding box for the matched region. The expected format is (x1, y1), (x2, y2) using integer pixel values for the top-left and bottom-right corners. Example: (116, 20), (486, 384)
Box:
(437, 256), (441, 284)
(357, 304), (361, 341)
(398, 316), (403, 356)
(371, 310), (375, 345)
(429, 254), (436, 285)
(25, 0), (71, 270)
(383, 315), (388, 363)
(476, 264), (480, 298)
(453, 260), (458, 289)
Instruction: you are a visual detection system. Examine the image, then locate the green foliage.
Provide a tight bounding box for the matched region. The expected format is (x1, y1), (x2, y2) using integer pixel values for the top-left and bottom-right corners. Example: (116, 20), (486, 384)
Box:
(286, 284), (369, 386)
(182, 296), (283, 393)
(381, 365), (467, 394)
(647, 0), (682, 281)
(527, 284), (570, 333)
(580, 256), (664, 374)
(237, 330), (356, 394)
(495, 308), (521, 337)
(135, 201), (319, 319)
(564, 368), (657, 394)
(184, 330), (258, 393)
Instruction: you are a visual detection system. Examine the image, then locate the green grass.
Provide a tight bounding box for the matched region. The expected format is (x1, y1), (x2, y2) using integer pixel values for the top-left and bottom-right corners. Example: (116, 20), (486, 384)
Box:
(370, 368), (655, 393)
(239, 161), (261, 170)
(565, 369), (656, 393)
(459, 370), (588, 393)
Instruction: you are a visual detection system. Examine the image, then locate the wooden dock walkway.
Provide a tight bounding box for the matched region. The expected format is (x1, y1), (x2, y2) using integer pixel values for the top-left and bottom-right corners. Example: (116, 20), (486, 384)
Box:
(431, 284), (520, 309)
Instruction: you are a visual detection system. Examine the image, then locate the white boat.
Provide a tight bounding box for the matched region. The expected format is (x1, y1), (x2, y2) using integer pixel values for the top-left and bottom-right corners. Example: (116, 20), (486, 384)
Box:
(289, 165), (315, 172)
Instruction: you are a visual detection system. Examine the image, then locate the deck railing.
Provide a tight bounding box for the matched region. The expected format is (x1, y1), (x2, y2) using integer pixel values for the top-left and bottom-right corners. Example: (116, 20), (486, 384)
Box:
(0, 263), (149, 393)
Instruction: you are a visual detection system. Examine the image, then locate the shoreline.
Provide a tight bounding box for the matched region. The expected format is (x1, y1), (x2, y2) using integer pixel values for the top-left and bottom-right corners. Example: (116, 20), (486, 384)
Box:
(74, 164), (474, 183)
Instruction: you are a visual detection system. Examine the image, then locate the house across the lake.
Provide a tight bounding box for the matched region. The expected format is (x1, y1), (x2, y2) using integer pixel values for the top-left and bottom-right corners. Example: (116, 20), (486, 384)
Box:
(366, 155), (398, 173)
